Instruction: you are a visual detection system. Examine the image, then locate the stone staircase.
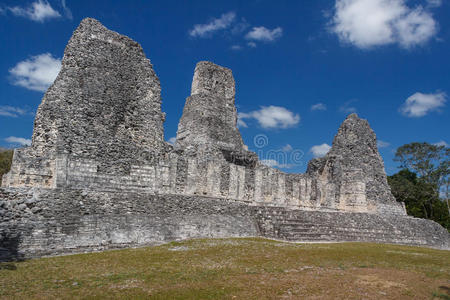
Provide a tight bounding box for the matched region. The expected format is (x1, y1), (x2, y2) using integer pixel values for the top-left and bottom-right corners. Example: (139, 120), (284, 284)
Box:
(255, 207), (448, 248)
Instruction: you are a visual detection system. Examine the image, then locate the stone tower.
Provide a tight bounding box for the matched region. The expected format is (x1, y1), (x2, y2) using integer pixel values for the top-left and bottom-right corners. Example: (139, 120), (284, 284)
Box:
(33, 18), (165, 173)
(175, 61), (246, 154)
(3, 18), (166, 187)
(307, 113), (401, 213)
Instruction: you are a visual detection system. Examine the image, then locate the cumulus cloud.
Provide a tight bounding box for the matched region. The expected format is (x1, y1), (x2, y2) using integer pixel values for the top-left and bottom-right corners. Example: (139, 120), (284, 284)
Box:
(339, 100), (358, 113)
(6, 0), (61, 22)
(400, 91), (446, 117)
(167, 137), (176, 145)
(310, 143), (331, 158)
(245, 26), (283, 42)
(331, 0), (438, 49)
(239, 106), (300, 129)
(230, 45), (242, 51)
(247, 42), (257, 48)
(311, 103), (327, 111)
(189, 12), (236, 38)
(260, 159), (294, 169)
(433, 140), (448, 147)
(5, 136), (31, 146)
(0, 106), (31, 118)
(377, 140), (390, 148)
(9, 53), (61, 92)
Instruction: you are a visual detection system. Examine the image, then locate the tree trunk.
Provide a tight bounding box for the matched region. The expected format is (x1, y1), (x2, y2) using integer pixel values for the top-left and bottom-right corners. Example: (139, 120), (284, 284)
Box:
(422, 203), (429, 219)
(446, 181), (450, 215)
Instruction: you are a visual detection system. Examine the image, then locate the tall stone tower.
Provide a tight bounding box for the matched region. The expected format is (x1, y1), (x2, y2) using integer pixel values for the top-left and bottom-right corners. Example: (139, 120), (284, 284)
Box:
(3, 18), (166, 187)
(307, 113), (401, 213)
(33, 18), (166, 172)
(175, 61), (246, 154)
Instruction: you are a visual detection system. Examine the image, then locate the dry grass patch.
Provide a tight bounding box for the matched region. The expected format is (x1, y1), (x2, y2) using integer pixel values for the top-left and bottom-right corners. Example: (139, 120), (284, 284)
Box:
(0, 238), (449, 299)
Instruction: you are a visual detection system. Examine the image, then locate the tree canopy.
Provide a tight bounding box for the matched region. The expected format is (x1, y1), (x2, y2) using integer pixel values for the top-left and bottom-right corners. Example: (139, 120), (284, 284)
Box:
(389, 142), (449, 230)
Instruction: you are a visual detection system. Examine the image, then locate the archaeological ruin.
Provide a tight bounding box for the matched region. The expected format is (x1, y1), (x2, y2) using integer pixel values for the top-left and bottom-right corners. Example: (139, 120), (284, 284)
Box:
(1, 18), (448, 260)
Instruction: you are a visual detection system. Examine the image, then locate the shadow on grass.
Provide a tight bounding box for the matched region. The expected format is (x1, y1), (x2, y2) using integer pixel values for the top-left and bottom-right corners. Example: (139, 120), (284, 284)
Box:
(0, 262), (17, 270)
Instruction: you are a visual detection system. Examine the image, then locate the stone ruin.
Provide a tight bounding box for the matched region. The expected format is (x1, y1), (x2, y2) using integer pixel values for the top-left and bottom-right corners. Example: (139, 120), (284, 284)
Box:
(1, 18), (448, 260)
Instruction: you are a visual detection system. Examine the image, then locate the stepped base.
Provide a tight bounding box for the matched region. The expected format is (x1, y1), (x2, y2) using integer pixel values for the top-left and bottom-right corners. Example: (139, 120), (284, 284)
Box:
(0, 188), (448, 261)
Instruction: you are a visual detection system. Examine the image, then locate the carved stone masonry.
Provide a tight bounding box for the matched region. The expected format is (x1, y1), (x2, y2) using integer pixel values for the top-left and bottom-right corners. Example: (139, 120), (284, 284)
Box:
(1, 18), (448, 260)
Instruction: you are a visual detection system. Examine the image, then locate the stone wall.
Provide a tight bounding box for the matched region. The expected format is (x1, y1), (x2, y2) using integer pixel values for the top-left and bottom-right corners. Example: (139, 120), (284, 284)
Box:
(3, 151), (405, 214)
(0, 188), (259, 260)
(0, 188), (448, 261)
(1, 148), (56, 188)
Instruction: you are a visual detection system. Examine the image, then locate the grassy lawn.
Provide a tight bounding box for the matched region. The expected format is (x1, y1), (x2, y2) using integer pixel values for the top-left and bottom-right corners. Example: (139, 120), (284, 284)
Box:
(0, 238), (449, 299)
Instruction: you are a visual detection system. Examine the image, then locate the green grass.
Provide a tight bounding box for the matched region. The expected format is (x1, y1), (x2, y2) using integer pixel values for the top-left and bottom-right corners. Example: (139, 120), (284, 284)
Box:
(0, 238), (449, 299)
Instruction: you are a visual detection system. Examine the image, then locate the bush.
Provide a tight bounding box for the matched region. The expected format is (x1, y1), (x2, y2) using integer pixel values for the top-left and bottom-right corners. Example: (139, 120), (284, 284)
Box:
(0, 149), (13, 185)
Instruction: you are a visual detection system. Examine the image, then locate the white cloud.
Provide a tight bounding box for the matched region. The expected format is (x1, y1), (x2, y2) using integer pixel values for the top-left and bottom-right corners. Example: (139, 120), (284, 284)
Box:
(247, 42), (257, 48)
(281, 144), (293, 152)
(395, 7), (437, 48)
(189, 12), (236, 38)
(339, 100), (358, 113)
(377, 140), (390, 148)
(433, 140), (448, 147)
(7, 0), (61, 22)
(9, 53), (61, 92)
(239, 106), (300, 129)
(331, 0), (438, 49)
(0, 106), (31, 118)
(61, 0), (73, 20)
(311, 103), (327, 111)
(231, 18), (250, 35)
(245, 26), (283, 42)
(167, 137), (176, 145)
(260, 159), (293, 169)
(310, 143), (331, 158)
(237, 117), (248, 128)
(427, 0), (442, 8)
(5, 136), (31, 146)
(230, 45), (242, 51)
(400, 91), (446, 117)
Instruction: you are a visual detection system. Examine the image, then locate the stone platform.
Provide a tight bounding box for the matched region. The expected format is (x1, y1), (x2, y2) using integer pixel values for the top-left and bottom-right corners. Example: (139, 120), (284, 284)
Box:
(1, 188), (448, 261)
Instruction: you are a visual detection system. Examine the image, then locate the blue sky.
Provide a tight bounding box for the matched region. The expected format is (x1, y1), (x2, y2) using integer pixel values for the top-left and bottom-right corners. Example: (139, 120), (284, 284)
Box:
(0, 0), (448, 174)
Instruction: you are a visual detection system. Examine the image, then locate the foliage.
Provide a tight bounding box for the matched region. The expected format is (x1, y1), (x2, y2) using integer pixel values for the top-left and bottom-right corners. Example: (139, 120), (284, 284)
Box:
(393, 142), (449, 221)
(0, 238), (449, 299)
(0, 149), (13, 186)
(394, 142), (449, 185)
(388, 169), (449, 229)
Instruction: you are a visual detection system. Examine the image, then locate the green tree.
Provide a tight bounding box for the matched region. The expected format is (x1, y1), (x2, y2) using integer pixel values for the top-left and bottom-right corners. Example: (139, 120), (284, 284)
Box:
(394, 142), (449, 218)
(0, 149), (14, 186)
(388, 169), (450, 230)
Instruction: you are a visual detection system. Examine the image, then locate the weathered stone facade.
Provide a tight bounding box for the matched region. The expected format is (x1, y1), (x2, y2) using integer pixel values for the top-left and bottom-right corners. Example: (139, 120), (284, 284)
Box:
(176, 61), (245, 152)
(307, 113), (400, 213)
(3, 18), (167, 188)
(1, 18), (448, 260)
